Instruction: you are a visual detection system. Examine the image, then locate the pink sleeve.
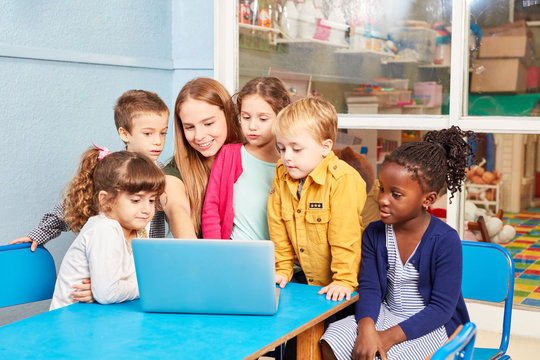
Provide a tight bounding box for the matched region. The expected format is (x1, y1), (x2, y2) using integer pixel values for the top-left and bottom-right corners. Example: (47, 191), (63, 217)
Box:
(202, 149), (226, 239)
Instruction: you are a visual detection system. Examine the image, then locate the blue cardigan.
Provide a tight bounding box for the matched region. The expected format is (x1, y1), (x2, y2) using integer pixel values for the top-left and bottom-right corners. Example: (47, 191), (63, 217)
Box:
(355, 216), (469, 340)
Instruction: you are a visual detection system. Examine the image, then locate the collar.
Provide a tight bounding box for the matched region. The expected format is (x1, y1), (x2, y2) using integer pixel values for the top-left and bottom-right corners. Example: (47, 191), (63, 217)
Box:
(278, 151), (337, 186)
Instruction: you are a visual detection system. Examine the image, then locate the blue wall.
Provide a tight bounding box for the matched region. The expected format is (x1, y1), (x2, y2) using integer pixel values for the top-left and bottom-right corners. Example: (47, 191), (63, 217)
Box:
(0, 0), (214, 324)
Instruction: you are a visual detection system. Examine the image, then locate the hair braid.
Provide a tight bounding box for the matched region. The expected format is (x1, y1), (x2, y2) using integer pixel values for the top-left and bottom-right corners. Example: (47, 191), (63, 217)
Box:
(384, 126), (476, 201)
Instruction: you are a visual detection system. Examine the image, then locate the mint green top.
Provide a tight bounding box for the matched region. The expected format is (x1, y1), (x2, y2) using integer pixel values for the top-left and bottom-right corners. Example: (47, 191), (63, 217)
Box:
(230, 146), (277, 240)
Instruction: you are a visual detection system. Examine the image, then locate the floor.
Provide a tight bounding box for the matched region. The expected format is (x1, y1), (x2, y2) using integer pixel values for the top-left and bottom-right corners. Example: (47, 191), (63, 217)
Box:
(475, 330), (540, 360)
(501, 207), (540, 307)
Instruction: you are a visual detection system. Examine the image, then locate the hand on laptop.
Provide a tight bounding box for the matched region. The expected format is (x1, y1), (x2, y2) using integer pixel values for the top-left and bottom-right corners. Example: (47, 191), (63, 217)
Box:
(275, 274), (289, 288)
(318, 283), (352, 301)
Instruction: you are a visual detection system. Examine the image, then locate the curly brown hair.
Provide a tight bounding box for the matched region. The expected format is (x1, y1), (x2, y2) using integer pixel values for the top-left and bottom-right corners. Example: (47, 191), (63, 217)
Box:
(383, 126), (476, 201)
(64, 149), (166, 232)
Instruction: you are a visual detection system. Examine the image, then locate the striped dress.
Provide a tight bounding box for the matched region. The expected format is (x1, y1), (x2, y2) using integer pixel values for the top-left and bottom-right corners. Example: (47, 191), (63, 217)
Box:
(320, 224), (448, 360)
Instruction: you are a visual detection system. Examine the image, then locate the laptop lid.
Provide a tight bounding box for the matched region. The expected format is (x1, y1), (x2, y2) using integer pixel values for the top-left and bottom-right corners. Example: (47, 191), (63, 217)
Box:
(132, 238), (278, 315)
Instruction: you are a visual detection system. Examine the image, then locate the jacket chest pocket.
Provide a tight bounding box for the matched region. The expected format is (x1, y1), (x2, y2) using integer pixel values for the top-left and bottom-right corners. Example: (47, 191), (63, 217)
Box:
(305, 210), (330, 243)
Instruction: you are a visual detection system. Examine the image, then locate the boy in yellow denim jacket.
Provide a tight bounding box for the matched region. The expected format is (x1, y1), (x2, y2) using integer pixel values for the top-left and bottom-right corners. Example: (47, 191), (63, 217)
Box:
(268, 97), (366, 301)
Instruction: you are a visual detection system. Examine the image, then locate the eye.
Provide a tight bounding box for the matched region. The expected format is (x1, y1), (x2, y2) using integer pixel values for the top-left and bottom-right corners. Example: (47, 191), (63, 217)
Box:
(160, 131), (167, 136)
(276, 144), (284, 153)
(293, 148), (302, 153)
(241, 115), (251, 120)
(391, 192), (402, 199)
(378, 185), (384, 192)
(183, 125), (194, 131)
(131, 197), (141, 204)
(205, 121), (215, 127)
(260, 116), (268, 121)
(143, 132), (151, 136)
(149, 197), (156, 204)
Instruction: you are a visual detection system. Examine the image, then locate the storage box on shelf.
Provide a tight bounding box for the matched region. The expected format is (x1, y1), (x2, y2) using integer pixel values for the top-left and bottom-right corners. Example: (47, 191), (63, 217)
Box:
(388, 26), (437, 63)
(471, 20), (534, 93)
(268, 67), (312, 102)
(471, 58), (528, 93)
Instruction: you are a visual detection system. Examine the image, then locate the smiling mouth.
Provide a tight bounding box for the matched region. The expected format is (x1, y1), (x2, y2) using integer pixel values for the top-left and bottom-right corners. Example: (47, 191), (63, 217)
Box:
(198, 140), (213, 149)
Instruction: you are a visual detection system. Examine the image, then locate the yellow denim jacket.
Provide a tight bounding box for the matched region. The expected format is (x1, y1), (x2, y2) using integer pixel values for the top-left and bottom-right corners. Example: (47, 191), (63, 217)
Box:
(267, 152), (366, 291)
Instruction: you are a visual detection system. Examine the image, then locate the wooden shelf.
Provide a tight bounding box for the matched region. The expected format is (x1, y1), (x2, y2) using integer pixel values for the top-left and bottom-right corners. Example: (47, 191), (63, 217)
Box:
(238, 23), (281, 34)
(335, 48), (396, 58)
(275, 37), (348, 48)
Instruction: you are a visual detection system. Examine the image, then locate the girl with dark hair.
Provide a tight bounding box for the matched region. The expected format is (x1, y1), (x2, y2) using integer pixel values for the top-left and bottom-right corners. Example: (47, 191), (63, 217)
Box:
(201, 76), (291, 240)
(320, 126), (475, 360)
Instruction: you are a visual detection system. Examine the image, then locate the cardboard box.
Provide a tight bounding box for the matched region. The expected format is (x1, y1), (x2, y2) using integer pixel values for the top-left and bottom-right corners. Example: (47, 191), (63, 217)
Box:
(268, 67), (311, 101)
(470, 58), (527, 93)
(479, 21), (533, 59)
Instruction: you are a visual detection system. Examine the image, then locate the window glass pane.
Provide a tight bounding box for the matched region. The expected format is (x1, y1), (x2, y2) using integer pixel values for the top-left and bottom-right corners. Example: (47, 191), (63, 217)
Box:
(238, 0), (452, 115)
(468, 0), (540, 116)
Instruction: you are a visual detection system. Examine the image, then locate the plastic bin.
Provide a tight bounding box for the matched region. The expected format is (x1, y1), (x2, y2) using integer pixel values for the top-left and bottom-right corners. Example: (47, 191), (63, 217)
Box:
(389, 27), (437, 63)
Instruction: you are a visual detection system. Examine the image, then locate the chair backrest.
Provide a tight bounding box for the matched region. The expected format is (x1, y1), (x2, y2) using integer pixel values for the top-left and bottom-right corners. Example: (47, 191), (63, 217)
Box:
(431, 322), (477, 360)
(461, 241), (514, 354)
(0, 243), (56, 308)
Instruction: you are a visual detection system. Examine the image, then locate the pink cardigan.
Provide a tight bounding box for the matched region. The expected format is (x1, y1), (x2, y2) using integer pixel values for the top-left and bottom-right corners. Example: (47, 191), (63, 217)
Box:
(202, 143), (243, 239)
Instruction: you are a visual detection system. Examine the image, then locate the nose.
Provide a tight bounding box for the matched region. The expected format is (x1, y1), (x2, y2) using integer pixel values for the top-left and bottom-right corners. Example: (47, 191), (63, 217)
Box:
(152, 133), (162, 145)
(193, 125), (206, 142)
(282, 148), (292, 162)
(141, 200), (153, 214)
(248, 119), (257, 131)
(378, 192), (390, 206)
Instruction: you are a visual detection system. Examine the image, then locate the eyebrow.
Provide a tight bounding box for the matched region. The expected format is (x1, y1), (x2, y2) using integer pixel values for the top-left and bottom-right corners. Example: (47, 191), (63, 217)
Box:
(182, 115), (215, 126)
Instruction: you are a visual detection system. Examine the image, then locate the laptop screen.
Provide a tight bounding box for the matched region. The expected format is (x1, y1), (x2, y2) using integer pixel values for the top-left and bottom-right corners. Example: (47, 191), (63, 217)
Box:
(132, 238), (278, 315)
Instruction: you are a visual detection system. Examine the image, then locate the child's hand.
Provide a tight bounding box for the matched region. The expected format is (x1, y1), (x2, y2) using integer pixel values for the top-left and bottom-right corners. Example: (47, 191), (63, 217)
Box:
(275, 274), (288, 288)
(71, 278), (95, 303)
(318, 284), (352, 301)
(9, 236), (38, 252)
(353, 318), (388, 360)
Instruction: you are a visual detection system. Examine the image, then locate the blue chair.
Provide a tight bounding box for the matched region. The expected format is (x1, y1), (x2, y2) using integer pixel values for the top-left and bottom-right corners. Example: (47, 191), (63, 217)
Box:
(461, 241), (514, 360)
(431, 322), (477, 360)
(0, 243), (56, 308)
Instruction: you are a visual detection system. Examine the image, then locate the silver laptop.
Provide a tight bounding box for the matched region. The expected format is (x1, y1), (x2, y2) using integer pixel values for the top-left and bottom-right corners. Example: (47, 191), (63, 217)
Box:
(132, 238), (279, 315)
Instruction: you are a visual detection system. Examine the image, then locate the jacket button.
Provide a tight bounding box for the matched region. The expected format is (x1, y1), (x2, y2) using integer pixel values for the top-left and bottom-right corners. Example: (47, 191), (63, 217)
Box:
(297, 209), (301, 213)
(309, 279), (313, 282)
(333, 165), (337, 170)
(300, 248), (304, 252)
(317, 218), (321, 222)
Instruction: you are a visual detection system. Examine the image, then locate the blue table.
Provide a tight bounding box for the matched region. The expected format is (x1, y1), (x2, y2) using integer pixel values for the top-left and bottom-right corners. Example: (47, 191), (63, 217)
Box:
(0, 283), (357, 359)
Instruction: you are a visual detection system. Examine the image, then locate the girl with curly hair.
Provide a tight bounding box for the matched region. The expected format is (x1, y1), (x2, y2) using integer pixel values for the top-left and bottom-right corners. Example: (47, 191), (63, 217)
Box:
(50, 148), (165, 310)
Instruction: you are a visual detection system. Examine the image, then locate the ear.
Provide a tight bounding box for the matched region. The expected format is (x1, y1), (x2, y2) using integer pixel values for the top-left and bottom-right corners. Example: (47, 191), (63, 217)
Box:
(118, 127), (130, 143)
(321, 139), (333, 157)
(98, 190), (109, 207)
(423, 191), (438, 208)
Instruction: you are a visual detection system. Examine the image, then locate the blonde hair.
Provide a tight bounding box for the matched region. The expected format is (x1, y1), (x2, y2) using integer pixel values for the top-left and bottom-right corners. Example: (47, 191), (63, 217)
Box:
(274, 97), (337, 144)
(172, 78), (243, 234)
(64, 149), (166, 232)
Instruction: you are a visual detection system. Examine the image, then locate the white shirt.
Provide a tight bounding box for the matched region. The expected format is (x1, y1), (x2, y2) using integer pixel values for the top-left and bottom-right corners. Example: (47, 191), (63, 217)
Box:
(50, 214), (139, 310)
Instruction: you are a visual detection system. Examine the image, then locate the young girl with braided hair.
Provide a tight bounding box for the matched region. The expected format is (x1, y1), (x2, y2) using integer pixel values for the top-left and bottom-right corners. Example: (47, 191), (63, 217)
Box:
(50, 148), (165, 310)
(321, 126), (475, 360)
